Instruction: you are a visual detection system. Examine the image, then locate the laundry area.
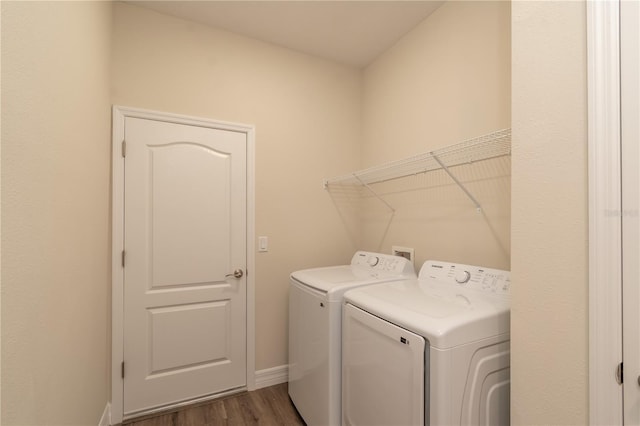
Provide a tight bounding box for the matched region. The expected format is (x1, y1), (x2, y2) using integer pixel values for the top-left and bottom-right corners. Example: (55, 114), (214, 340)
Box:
(3, 0), (622, 425)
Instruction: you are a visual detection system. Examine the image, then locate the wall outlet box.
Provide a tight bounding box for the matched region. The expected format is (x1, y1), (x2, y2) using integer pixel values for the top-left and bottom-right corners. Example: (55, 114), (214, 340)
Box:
(392, 246), (414, 266)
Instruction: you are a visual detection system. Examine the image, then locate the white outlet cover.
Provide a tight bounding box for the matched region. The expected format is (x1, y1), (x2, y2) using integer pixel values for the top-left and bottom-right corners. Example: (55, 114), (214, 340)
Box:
(392, 245), (414, 265)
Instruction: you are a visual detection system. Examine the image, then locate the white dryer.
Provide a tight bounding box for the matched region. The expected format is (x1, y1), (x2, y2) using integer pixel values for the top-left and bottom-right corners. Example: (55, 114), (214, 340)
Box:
(289, 251), (416, 426)
(342, 260), (511, 426)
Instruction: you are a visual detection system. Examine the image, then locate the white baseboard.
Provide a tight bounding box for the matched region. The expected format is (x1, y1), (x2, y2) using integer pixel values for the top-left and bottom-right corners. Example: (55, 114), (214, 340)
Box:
(254, 365), (289, 389)
(102, 368), (286, 424)
(98, 402), (111, 426)
(99, 402), (111, 426)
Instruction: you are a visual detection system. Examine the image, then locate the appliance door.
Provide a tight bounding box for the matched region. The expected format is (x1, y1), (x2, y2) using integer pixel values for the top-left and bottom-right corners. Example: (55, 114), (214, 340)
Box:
(342, 303), (426, 426)
(288, 278), (330, 425)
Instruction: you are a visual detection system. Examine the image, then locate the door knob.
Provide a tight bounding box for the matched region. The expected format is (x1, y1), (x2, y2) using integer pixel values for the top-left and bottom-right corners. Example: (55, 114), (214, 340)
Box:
(225, 269), (244, 279)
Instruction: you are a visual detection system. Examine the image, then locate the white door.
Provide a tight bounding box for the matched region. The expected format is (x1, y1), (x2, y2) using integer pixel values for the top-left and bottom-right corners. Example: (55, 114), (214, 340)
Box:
(622, 0), (640, 423)
(122, 116), (247, 416)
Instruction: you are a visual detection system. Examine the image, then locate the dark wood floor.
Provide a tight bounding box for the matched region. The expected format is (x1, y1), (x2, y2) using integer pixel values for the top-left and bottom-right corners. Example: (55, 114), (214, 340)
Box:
(122, 383), (305, 426)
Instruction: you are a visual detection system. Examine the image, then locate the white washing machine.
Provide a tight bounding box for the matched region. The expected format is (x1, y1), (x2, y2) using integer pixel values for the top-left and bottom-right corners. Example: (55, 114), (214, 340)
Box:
(342, 260), (511, 426)
(289, 251), (416, 426)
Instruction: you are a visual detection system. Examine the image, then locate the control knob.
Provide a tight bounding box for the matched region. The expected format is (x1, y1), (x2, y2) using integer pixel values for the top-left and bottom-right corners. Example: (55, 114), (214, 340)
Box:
(455, 270), (471, 284)
(367, 256), (380, 267)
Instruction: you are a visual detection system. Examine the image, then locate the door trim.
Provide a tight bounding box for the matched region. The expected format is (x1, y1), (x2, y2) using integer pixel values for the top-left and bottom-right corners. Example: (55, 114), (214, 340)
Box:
(110, 106), (256, 424)
(587, 2), (623, 424)
(621, 0), (640, 422)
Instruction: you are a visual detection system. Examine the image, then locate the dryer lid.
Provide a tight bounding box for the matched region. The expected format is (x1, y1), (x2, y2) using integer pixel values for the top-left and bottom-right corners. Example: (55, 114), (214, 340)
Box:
(343, 261), (510, 349)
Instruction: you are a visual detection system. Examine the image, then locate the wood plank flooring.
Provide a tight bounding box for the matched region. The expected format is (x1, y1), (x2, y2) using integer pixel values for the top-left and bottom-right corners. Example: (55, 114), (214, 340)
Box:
(122, 383), (305, 426)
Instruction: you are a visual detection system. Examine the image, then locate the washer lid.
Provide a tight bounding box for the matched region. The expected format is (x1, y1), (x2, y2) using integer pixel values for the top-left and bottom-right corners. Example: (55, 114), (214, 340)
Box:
(290, 251), (416, 300)
(291, 265), (413, 300)
(344, 279), (510, 349)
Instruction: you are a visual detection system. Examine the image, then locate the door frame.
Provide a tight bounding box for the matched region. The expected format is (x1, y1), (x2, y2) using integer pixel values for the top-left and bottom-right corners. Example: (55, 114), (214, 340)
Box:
(110, 106), (256, 424)
(621, 0), (640, 422)
(587, 1), (623, 424)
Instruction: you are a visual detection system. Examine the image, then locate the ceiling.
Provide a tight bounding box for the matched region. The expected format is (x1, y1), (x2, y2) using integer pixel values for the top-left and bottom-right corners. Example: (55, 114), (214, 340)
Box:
(127, 1), (445, 68)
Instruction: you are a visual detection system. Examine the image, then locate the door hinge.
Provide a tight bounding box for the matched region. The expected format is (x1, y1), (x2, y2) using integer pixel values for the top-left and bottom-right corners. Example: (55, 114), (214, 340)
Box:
(121, 361), (125, 379)
(616, 362), (623, 384)
(122, 140), (126, 158)
(121, 250), (125, 268)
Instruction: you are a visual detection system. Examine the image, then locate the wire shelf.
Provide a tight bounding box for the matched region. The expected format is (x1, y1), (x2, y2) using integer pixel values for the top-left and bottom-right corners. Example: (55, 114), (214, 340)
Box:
(323, 128), (511, 188)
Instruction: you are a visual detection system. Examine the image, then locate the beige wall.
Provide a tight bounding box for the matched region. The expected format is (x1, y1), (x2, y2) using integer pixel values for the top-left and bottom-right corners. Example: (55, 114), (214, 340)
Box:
(511, 1), (588, 424)
(111, 2), (362, 370)
(357, 1), (511, 270)
(1, 1), (112, 425)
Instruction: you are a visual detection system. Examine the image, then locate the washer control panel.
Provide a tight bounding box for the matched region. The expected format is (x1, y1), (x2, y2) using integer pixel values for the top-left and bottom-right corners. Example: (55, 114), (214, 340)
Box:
(351, 251), (416, 275)
(419, 260), (510, 294)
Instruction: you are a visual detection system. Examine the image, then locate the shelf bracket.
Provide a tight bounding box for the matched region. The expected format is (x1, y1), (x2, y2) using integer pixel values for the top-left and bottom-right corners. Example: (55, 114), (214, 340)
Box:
(431, 153), (482, 212)
(353, 174), (396, 213)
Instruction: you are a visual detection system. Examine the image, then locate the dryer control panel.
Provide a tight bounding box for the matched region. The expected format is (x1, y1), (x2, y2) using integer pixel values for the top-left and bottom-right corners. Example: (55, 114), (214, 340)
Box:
(419, 261), (510, 295)
(351, 251), (416, 275)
